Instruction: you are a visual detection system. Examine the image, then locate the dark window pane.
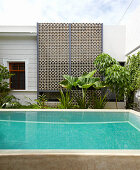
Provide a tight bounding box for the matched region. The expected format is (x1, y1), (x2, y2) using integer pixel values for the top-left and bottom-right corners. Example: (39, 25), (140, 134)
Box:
(9, 63), (25, 90)
(10, 71), (18, 89)
(19, 63), (25, 70)
(119, 62), (125, 66)
(11, 63), (18, 70)
(19, 72), (25, 89)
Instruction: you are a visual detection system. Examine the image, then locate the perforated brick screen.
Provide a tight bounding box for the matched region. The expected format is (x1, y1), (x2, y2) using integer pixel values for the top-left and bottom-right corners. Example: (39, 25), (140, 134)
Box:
(37, 23), (103, 92)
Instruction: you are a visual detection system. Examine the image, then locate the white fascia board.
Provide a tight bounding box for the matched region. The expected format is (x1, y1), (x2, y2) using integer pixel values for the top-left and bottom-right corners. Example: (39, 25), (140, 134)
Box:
(0, 26), (37, 36)
(0, 26), (36, 33)
(0, 32), (37, 37)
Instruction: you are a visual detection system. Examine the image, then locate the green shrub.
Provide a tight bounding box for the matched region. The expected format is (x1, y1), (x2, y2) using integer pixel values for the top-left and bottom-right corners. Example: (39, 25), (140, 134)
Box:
(94, 53), (119, 75)
(34, 94), (48, 109)
(125, 52), (140, 109)
(58, 89), (73, 109)
(94, 53), (130, 108)
(92, 91), (108, 109)
(0, 64), (16, 106)
(60, 70), (105, 109)
(105, 64), (130, 108)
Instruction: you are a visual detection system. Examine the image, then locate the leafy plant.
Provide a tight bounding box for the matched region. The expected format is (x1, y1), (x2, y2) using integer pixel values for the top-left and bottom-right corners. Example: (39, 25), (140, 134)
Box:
(92, 91), (108, 109)
(34, 94), (48, 109)
(74, 93), (92, 109)
(76, 76), (101, 109)
(3, 100), (22, 108)
(94, 53), (119, 76)
(94, 53), (131, 109)
(58, 89), (73, 109)
(60, 75), (79, 89)
(0, 64), (16, 106)
(24, 96), (33, 106)
(105, 64), (129, 108)
(60, 70), (105, 109)
(125, 52), (140, 109)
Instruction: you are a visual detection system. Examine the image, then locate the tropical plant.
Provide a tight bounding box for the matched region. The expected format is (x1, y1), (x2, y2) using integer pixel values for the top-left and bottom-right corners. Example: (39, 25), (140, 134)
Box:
(105, 64), (129, 108)
(94, 53), (119, 76)
(75, 75), (102, 109)
(60, 70), (105, 109)
(34, 94), (48, 109)
(2, 100), (22, 108)
(92, 92), (108, 109)
(60, 75), (79, 89)
(0, 64), (15, 106)
(58, 89), (73, 109)
(24, 96), (33, 106)
(94, 53), (131, 109)
(125, 52), (140, 109)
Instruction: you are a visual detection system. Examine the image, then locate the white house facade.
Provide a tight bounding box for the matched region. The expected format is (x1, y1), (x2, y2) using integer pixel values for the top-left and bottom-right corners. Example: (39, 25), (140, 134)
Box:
(0, 26), (37, 105)
(0, 23), (139, 108)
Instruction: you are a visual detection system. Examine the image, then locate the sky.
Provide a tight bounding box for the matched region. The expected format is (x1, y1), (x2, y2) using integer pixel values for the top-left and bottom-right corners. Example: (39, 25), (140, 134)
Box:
(0, 0), (139, 25)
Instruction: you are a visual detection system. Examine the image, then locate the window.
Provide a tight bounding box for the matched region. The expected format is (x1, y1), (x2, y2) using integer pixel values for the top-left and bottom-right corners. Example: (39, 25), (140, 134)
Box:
(119, 62), (125, 66)
(9, 63), (25, 90)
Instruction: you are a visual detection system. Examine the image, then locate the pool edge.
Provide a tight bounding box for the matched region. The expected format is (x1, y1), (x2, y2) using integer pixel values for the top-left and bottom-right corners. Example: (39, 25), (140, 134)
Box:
(0, 149), (140, 156)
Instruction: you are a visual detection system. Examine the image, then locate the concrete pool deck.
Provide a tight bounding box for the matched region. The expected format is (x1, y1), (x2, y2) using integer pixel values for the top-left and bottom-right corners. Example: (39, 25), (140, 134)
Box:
(0, 109), (140, 170)
(0, 150), (140, 170)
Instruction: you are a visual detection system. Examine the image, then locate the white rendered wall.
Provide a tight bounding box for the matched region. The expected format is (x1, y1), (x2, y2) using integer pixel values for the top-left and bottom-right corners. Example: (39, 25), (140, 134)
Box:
(0, 36), (37, 104)
(103, 25), (126, 61)
(125, 6), (140, 55)
(10, 91), (37, 105)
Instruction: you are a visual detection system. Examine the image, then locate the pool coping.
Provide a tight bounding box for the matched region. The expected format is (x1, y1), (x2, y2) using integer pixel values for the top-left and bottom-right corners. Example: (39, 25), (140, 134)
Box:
(0, 149), (140, 156)
(0, 109), (140, 156)
(0, 108), (139, 117)
(0, 108), (139, 114)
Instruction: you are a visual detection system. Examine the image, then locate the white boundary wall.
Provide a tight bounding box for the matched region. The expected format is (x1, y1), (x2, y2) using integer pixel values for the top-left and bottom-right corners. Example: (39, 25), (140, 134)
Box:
(103, 25), (126, 61)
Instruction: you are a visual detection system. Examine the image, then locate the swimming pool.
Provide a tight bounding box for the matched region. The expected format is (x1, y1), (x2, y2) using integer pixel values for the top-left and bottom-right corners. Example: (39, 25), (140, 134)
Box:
(0, 109), (140, 149)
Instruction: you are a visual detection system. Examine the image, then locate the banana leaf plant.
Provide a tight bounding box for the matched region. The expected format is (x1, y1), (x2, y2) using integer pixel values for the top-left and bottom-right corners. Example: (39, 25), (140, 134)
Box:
(60, 70), (105, 109)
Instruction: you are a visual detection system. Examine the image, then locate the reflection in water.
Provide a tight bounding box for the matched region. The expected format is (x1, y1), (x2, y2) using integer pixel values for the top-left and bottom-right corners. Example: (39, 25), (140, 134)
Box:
(0, 111), (129, 122)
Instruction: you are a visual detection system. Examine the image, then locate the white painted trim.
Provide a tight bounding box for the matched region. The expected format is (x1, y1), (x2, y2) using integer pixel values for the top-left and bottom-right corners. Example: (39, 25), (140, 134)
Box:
(0, 26), (36, 33)
(3, 58), (28, 90)
(0, 108), (139, 113)
(0, 149), (140, 156)
(0, 109), (129, 111)
(0, 33), (37, 37)
(0, 109), (139, 117)
(11, 90), (37, 92)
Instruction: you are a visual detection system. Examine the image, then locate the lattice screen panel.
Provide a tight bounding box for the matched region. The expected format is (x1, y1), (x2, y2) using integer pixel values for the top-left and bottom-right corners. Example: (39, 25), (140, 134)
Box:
(38, 23), (69, 91)
(38, 23), (102, 92)
(71, 23), (102, 77)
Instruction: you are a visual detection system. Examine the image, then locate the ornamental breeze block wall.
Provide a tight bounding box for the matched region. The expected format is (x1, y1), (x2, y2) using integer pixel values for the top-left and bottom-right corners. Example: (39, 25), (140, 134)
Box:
(38, 23), (69, 91)
(71, 23), (102, 77)
(38, 23), (102, 92)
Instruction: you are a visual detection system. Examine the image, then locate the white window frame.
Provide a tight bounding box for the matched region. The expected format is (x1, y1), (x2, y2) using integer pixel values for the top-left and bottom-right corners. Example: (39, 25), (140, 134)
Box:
(3, 59), (28, 91)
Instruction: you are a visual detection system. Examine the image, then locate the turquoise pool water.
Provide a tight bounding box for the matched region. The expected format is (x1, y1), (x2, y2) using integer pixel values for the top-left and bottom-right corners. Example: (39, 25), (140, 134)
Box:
(0, 111), (140, 149)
